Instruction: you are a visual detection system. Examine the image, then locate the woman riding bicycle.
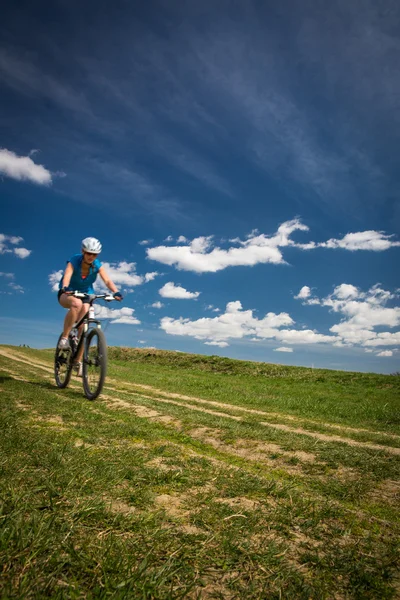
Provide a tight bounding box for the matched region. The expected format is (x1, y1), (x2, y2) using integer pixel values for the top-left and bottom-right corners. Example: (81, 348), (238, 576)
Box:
(58, 237), (122, 374)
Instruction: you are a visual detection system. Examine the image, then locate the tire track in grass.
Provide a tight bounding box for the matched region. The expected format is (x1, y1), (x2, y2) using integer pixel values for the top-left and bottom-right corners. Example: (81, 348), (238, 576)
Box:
(1, 347), (400, 455)
(2, 349), (399, 531)
(2, 346), (398, 436)
(98, 393), (400, 529)
(4, 358), (398, 514)
(3, 347), (399, 441)
(104, 384), (400, 456)
(110, 377), (400, 441)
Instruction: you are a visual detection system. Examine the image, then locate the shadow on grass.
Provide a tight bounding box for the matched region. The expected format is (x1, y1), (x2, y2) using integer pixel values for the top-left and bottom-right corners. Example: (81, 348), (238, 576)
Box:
(3, 373), (85, 400)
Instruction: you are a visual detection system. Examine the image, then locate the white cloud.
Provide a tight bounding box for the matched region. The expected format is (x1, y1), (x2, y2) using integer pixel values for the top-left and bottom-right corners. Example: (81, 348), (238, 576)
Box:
(319, 231), (400, 251)
(148, 218), (307, 273)
(0, 148), (52, 185)
(205, 341), (229, 348)
(13, 247), (31, 259)
(0, 272), (24, 294)
(0, 234), (32, 258)
(274, 347), (293, 352)
(297, 283), (400, 351)
(148, 219), (400, 273)
(159, 282), (200, 299)
(138, 239), (153, 246)
(377, 350), (393, 357)
(49, 270), (63, 292)
(99, 262), (157, 290)
(325, 285), (400, 329)
(8, 236), (23, 244)
(294, 286), (311, 299)
(274, 329), (333, 345)
(8, 282), (24, 293)
(331, 284), (359, 299)
(160, 300), (304, 345)
(164, 235), (174, 242)
(205, 304), (221, 312)
(177, 235), (188, 243)
(94, 305), (140, 324)
(151, 301), (164, 308)
(363, 332), (400, 347)
(160, 284), (399, 355)
(101, 262), (143, 288)
(305, 298), (321, 305)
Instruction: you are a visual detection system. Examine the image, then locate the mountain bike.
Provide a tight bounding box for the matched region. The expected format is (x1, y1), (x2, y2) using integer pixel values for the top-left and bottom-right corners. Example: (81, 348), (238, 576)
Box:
(54, 292), (116, 400)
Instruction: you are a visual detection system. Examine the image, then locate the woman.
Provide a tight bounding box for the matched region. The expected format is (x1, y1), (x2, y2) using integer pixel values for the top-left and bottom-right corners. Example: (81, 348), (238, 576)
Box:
(58, 237), (122, 375)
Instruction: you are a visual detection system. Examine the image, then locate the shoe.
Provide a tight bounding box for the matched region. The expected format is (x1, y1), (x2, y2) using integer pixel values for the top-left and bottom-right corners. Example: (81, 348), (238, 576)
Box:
(58, 337), (69, 349)
(73, 362), (83, 377)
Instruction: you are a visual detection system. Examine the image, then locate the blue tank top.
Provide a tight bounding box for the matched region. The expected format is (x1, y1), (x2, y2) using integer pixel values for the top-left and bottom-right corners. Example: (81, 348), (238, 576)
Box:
(59, 254), (102, 294)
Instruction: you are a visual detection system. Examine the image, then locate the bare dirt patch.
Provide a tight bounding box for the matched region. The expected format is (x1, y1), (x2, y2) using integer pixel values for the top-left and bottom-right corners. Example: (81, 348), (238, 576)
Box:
(15, 401), (31, 411)
(180, 524), (204, 535)
(147, 457), (181, 472)
(215, 497), (260, 511)
(189, 427), (315, 476)
(235, 439), (317, 463)
(29, 413), (67, 429)
(103, 497), (137, 516)
(103, 394), (184, 428)
(154, 493), (205, 535)
(368, 479), (400, 507)
(155, 493), (186, 518)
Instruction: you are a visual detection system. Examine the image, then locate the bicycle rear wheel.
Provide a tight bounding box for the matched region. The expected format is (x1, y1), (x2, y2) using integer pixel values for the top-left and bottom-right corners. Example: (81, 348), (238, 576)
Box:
(82, 328), (107, 400)
(54, 335), (73, 388)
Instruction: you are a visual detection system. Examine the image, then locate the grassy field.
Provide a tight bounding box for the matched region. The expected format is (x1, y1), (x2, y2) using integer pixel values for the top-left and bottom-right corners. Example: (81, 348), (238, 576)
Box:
(0, 344), (399, 599)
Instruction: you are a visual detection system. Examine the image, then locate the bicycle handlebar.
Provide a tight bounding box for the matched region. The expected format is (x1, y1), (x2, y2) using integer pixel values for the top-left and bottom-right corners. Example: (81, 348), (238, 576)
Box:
(69, 291), (116, 302)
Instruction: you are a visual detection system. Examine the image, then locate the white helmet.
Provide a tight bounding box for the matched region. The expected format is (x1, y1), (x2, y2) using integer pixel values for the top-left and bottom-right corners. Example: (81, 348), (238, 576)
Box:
(82, 237), (102, 254)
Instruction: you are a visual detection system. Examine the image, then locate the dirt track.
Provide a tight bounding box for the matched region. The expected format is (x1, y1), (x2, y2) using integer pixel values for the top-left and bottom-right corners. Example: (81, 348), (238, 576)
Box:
(1, 346), (399, 456)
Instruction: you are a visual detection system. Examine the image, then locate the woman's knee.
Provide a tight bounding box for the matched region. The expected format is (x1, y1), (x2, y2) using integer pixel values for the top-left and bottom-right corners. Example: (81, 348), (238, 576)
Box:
(59, 295), (82, 311)
(70, 299), (83, 311)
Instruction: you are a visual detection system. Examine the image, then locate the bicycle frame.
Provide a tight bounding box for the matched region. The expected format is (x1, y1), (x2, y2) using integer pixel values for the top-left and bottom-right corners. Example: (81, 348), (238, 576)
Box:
(70, 293), (115, 360)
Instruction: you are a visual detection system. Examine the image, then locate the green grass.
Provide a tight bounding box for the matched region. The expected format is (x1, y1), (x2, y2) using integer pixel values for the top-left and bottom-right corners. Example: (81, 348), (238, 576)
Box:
(0, 345), (399, 599)
(106, 348), (400, 431)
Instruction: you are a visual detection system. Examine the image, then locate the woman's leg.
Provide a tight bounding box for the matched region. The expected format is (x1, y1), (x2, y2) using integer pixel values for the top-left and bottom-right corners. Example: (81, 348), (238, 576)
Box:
(59, 294), (84, 339)
(75, 303), (90, 363)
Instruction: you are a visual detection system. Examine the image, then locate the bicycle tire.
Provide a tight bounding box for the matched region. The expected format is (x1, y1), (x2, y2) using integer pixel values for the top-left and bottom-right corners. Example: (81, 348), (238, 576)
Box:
(82, 328), (107, 400)
(54, 334), (73, 388)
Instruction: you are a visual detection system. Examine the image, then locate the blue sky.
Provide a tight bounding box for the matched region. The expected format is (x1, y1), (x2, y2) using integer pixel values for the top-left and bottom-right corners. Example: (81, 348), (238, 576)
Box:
(0, 0), (399, 373)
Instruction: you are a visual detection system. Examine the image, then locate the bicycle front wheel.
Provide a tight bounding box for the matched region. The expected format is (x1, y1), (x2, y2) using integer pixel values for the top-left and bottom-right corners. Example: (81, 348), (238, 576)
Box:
(54, 335), (73, 388)
(82, 328), (107, 400)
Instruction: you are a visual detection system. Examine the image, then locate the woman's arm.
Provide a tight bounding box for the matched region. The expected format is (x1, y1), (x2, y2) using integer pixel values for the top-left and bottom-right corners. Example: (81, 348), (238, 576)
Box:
(61, 263), (74, 289)
(98, 266), (122, 299)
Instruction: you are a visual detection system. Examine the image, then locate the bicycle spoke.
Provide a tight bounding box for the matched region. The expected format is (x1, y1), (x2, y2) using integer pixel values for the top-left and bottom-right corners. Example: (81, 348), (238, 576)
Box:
(86, 342), (101, 388)
(54, 340), (72, 388)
